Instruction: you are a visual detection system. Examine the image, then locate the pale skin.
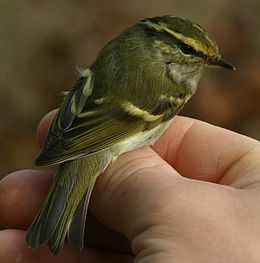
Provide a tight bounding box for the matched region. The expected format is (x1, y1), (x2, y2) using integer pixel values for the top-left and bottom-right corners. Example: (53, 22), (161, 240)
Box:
(1, 111), (260, 262)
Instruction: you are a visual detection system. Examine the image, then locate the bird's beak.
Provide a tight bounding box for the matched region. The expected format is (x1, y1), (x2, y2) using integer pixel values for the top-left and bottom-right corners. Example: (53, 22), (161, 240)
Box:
(211, 57), (236, 70)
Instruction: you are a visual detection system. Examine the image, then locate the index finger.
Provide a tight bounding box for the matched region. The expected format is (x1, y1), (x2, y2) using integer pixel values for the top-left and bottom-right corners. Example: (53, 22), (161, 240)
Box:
(153, 116), (260, 185)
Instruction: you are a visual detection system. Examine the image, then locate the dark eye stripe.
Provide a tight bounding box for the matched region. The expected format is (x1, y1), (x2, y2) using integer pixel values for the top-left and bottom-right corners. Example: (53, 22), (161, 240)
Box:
(177, 41), (198, 56)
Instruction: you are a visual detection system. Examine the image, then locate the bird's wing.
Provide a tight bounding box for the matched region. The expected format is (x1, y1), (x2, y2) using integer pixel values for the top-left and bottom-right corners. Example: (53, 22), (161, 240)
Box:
(35, 69), (174, 166)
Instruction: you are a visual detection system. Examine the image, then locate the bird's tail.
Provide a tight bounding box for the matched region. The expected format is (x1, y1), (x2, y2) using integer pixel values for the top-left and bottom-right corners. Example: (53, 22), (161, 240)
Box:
(25, 151), (112, 255)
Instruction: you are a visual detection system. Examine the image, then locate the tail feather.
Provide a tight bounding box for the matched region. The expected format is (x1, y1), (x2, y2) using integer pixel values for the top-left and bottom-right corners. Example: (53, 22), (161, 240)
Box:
(26, 151), (112, 255)
(47, 203), (74, 254)
(68, 175), (96, 251)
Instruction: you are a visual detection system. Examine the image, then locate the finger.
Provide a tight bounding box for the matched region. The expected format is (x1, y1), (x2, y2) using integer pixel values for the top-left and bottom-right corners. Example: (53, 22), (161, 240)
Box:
(153, 116), (260, 184)
(0, 230), (77, 263)
(0, 170), (53, 229)
(0, 230), (133, 263)
(37, 109), (57, 147)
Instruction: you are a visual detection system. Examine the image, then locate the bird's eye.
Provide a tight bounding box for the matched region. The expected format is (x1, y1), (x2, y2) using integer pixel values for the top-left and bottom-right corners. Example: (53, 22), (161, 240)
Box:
(179, 42), (196, 55)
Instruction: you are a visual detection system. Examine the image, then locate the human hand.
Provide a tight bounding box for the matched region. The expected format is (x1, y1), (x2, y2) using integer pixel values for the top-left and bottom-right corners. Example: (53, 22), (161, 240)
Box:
(1, 111), (260, 263)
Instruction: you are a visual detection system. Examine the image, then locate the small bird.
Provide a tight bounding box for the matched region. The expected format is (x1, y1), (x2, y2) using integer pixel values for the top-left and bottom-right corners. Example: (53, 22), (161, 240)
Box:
(25, 15), (235, 255)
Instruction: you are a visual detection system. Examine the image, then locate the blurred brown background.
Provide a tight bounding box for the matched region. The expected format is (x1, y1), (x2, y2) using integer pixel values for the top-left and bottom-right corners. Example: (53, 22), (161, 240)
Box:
(1, 0), (260, 177)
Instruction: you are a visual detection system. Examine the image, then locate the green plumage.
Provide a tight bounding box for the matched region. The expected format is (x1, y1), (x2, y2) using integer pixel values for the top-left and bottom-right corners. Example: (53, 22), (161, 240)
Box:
(25, 15), (234, 255)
